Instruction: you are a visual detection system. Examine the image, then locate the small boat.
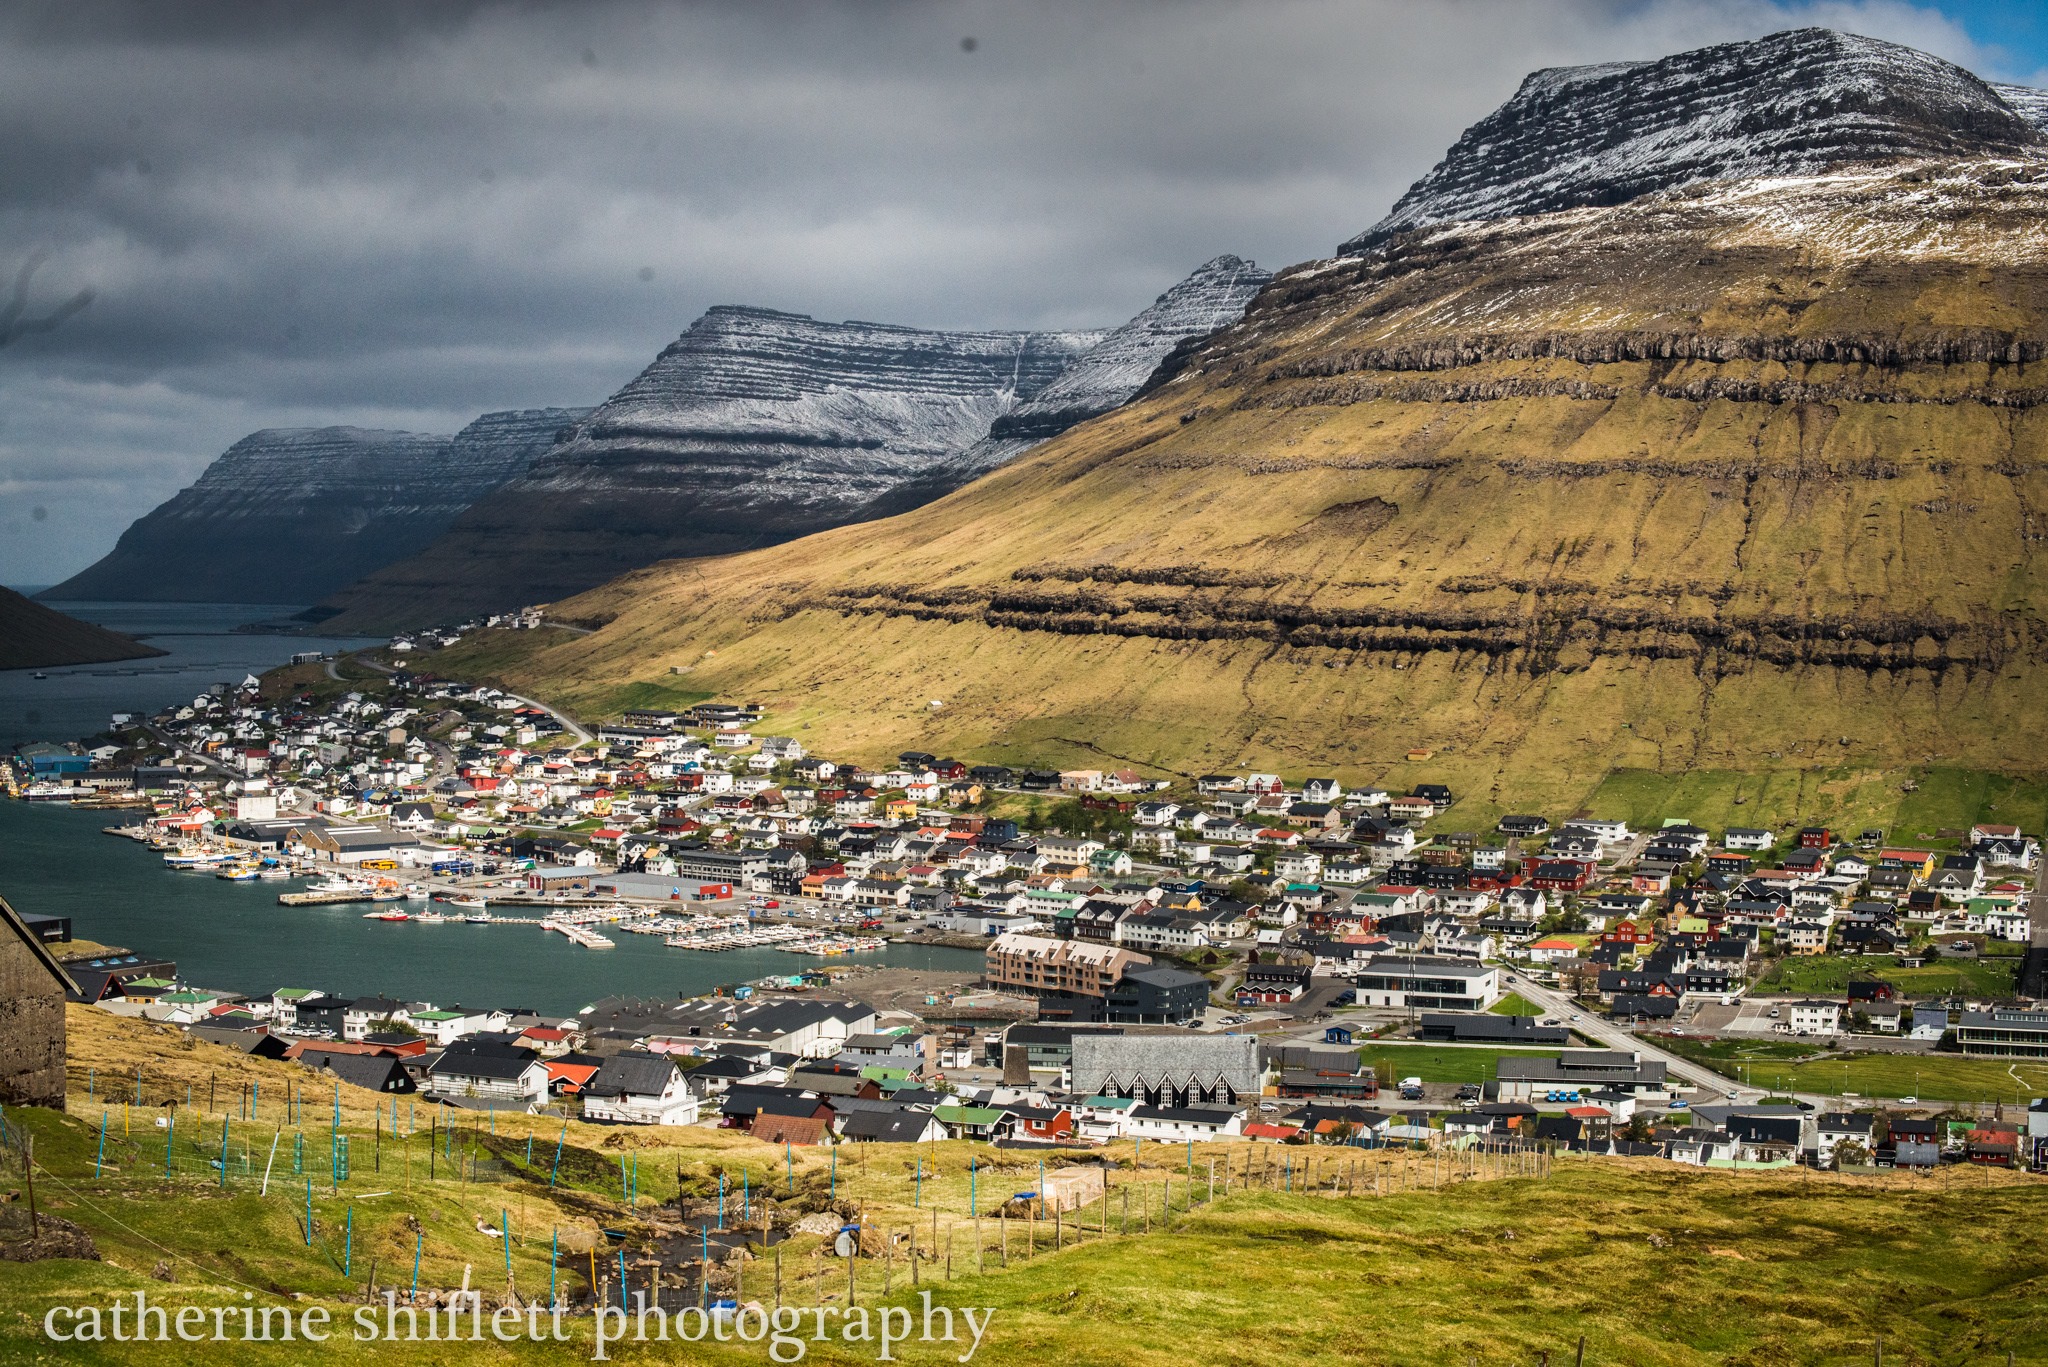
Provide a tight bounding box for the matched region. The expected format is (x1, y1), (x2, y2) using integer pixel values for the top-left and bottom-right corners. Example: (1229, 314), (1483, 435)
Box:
(463, 912), (493, 924)
(447, 894), (488, 910)
(31, 672), (46, 680)
(363, 910), (412, 922)
(256, 866), (291, 881)
(216, 863), (259, 881)
(413, 911), (449, 924)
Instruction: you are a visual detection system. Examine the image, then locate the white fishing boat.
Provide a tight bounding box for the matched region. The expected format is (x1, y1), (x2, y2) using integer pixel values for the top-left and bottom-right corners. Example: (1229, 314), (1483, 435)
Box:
(163, 849), (228, 868)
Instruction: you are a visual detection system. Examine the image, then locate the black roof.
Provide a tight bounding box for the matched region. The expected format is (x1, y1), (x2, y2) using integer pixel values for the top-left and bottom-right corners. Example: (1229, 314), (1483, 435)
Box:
(838, 1108), (939, 1142)
(585, 1050), (679, 1098)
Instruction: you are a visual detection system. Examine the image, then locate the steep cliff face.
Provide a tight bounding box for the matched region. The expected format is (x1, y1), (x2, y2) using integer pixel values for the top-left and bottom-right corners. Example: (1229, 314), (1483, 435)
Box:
(45, 409), (587, 606)
(1342, 27), (2045, 252)
(457, 35), (2048, 804)
(314, 309), (1107, 629)
(971, 255), (1271, 456)
(320, 260), (1271, 632)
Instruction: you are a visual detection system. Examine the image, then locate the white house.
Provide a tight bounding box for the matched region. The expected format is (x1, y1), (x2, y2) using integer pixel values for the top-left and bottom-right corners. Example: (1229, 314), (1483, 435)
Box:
(580, 1052), (701, 1125)
(1724, 829), (1775, 852)
(1121, 1104), (1245, 1142)
(1786, 1000), (1842, 1037)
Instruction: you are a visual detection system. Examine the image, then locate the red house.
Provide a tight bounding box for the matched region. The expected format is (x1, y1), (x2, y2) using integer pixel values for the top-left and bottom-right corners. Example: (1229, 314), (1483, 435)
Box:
(1601, 919), (1656, 946)
(1011, 1106), (1075, 1143)
(1530, 859), (1593, 893)
(1798, 827), (1833, 849)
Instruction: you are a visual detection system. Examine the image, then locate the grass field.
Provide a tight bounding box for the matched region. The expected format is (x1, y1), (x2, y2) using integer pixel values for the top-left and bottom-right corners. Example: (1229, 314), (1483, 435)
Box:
(1572, 767), (2048, 851)
(10, 1011), (2048, 1365)
(1759, 953), (2018, 998)
(8, 1099), (2048, 1367)
(1355, 1044), (1558, 1085)
(1487, 993), (1546, 1017)
(1656, 1034), (2048, 1104)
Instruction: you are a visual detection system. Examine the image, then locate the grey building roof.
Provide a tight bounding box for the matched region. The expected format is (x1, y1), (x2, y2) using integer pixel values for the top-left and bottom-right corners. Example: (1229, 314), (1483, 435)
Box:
(1071, 1031), (1260, 1098)
(585, 1050), (679, 1099)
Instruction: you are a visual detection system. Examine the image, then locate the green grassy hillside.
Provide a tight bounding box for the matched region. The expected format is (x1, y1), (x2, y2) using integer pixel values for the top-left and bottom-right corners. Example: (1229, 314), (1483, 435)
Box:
(421, 159), (2048, 800)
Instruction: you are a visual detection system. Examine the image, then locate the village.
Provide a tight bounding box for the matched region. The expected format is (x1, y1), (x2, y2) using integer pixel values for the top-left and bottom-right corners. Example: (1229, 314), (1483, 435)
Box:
(8, 626), (2048, 1177)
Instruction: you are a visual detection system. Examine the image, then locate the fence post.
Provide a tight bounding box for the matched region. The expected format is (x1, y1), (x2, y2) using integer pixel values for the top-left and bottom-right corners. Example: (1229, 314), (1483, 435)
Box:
(96, 1112), (106, 1178)
(219, 1117), (230, 1188)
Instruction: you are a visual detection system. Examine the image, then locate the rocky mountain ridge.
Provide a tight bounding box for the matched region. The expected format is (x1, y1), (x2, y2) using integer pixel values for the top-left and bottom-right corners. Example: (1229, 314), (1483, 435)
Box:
(45, 408), (587, 606)
(1342, 27), (2046, 252)
(315, 258), (1267, 631)
(461, 32), (2048, 801)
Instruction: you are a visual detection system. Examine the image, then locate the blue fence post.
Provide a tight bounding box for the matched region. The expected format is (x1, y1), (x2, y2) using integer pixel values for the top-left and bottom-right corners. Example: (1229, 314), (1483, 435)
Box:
(502, 1208), (512, 1286)
(165, 1112), (174, 1178)
(785, 1142), (793, 1192)
(219, 1117), (230, 1188)
(96, 1112), (107, 1177)
(549, 1122), (565, 1187)
(304, 1178), (313, 1245)
(915, 1156), (922, 1208)
(413, 1231), (423, 1301)
(549, 1228), (558, 1308)
(718, 1172), (726, 1228)
(742, 1169), (749, 1223)
(830, 1146), (836, 1198)
(344, 1206), (353, 1277)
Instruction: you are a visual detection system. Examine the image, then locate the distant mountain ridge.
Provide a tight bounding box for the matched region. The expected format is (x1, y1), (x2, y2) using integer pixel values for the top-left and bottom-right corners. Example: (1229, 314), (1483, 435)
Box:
(314, 257), (1267, 631)
(45, 408), (589, 606)
(1342, 27), (2047, 252)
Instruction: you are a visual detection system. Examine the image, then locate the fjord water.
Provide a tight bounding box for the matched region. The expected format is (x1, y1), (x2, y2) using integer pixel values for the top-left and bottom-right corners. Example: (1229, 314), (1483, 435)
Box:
(0, 800), (982, 1017)
(0, 599), (378, 752)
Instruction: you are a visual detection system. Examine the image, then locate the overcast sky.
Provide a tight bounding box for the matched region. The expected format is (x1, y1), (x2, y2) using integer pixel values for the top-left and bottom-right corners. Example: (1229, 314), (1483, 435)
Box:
(1, 0), (2042, 586)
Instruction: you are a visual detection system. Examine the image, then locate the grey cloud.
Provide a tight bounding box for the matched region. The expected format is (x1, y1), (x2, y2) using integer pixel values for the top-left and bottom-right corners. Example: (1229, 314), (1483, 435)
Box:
(0, 0), (2020, 583)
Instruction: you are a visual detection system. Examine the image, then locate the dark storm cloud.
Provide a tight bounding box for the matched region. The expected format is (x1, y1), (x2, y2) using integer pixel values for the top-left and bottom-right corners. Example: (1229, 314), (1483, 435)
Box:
(0, 0), (2020, 582)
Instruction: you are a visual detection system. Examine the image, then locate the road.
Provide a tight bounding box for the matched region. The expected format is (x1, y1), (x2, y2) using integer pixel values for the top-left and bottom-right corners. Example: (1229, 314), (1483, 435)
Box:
(1497, 970), (1740, 1098)
(333, 649), (591, 745)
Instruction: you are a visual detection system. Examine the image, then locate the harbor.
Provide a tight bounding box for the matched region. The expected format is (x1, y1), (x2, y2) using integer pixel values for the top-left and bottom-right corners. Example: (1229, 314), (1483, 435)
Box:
(0, 800), (982, 1016)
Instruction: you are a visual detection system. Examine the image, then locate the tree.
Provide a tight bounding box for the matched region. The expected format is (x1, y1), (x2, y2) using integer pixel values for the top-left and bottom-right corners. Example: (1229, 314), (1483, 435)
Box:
(1621, 1113), (1654, 1144)
(1831, 1138), (1869, 1170)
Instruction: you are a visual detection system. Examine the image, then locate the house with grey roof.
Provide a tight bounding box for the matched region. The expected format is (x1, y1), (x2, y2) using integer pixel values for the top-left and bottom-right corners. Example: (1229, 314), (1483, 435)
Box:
(1070, 1031), (1260, 1108)
(1492, 1049), (1668, 1101)
(581, 1050), (698, 1125)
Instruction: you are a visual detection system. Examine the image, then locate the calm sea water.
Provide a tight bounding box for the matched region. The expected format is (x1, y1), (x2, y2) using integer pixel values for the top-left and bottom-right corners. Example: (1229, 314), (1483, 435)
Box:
(0, 800), (982, 1017)
(0, 600), (381, 752)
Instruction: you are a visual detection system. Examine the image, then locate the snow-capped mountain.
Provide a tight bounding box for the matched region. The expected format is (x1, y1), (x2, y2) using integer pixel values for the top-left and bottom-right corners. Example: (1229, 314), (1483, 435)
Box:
(1342, 27), (2047, 253)
(317, 261), (1271, 630)
(45, 408), (589, 605)
(987, 256), (1270, 443)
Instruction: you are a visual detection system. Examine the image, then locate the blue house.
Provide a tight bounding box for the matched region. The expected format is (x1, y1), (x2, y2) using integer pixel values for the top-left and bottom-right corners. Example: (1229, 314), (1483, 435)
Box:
(1323, 1024), (1355, 1045)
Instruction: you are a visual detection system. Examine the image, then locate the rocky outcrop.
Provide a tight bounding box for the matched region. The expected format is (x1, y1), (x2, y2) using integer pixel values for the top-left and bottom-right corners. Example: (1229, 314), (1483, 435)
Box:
(962, 256), (1271, 467)
(0, 587), (164, 671)
(1342, 28), (2046, 252)
(44, 409), (587, 606)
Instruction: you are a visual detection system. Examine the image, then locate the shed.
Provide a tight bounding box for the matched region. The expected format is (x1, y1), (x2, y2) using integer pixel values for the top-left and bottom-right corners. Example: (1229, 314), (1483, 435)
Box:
(0, 893), (79, 1107)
